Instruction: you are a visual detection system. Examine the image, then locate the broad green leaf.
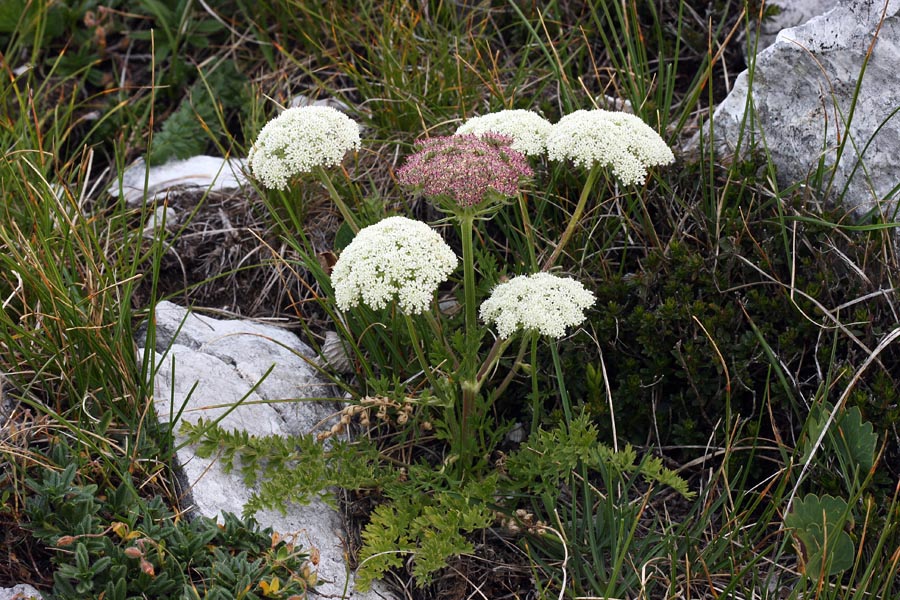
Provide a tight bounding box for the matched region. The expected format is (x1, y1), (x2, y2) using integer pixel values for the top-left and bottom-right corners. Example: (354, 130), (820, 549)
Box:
(785, 494), (855, 579)
(803, 402), (877, 491)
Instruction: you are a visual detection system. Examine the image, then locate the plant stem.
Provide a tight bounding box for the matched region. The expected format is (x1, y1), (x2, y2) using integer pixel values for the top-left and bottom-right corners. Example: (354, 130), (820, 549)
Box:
(316, 166), (360, 233)
(529, 334), (541, 434)
(459, 211), (477, 341)
(458, 211), (478, 452)
(404, 313), (440, 393)
(494, 336), (530, 400)
(550, 339), (573, 423)
(543, 163), (601, 269)
(474, 335), (514, 388)
(517, 192), (538, 269)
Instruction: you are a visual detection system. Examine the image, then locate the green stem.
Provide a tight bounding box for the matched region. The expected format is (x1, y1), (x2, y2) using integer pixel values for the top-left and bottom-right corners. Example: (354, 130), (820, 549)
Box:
(460, 382), (476, 463)
(404, 313), (440, 393)
(529, 334), (541, 434)
(474, 335), (515, 388)
(544, 163), (602, 269)
(517, 192), (538, 270)
(550, 339), (573, 423)
(460, 212), (477, 342)
(316, 166), (360, 234)
(493, 336), (529, 400)
(456, 210), (480, 469)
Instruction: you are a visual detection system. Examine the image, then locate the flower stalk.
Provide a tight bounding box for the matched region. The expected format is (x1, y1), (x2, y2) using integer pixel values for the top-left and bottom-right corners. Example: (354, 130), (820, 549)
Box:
(316, 166), (359, 233)
(404, 312), (441, 394)
(544, 163), (601, 269)
(459, 211), (478, 342)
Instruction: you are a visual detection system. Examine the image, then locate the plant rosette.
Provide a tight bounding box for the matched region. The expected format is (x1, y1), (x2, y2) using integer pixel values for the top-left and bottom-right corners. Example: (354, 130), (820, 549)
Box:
(396, 134), (533, 220)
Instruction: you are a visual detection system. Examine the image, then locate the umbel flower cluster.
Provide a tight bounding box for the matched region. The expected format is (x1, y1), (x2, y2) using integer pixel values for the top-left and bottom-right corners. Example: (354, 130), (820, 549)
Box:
(396, 134), (532, 209)
(248, 105), (360, 190)
(480, 272), (596, 339)
(331, 216), (458, 314)
(545, 109), (674, 185)
(455, 109), (552, 157)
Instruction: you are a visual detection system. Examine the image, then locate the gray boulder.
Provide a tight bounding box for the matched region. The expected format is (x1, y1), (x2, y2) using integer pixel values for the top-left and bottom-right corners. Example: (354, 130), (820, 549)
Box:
(700, 0), (900, 216)
(140, 301), (393, 599)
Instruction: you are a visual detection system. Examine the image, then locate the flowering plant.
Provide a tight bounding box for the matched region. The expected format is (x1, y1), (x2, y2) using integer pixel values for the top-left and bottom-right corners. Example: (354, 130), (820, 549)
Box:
(249, 105), (363, 232)
(248, 105), (361, 190)
(545, 109), (674, 186)
(455, 109), (552, 157)
(543, 109), (674, 267)
(397, 133), (534, 374)
(243, 102), (694, 588)
(331, 216), (457, 315)
(396, 134), (532, 212)
(480, 272), (595, 339)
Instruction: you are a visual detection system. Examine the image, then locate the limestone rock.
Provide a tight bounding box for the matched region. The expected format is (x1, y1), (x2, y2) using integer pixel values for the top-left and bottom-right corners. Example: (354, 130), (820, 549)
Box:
(0, 584), (43, 600)
(700, 0), (900, 215)
(109, 156), (248, 206)
(751, 1), (840, 52)
(140, 301), (394, 599)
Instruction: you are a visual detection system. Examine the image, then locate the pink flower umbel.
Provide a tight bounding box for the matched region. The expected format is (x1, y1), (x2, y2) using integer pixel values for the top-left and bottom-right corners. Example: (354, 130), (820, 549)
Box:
(397, 134), (532, 213)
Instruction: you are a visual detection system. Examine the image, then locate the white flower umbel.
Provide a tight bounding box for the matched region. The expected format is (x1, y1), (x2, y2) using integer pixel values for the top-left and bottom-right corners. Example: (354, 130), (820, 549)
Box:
(455, 109), (552, 157)
(331, 216), (458, 315)
(248, 105), (361, 190)
(545, 109), (674, 185)
(480, 272), (595, 339)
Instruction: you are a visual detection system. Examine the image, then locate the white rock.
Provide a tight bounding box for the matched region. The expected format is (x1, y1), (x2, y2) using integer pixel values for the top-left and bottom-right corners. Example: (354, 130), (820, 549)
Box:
(700, 0), (900, 216)
(109, 156), (248, 206)
(140, 301), (395, 599)
(0, 584), (43, 600)
(750, 1), (840, 52)
(142, 205), (178, 237)
(291, 93), (353, 113)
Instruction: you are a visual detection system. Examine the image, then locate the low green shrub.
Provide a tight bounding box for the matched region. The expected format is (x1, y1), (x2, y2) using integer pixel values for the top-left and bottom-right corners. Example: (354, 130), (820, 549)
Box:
(577, 200), (900, 466)
(24, 446), (315, 600)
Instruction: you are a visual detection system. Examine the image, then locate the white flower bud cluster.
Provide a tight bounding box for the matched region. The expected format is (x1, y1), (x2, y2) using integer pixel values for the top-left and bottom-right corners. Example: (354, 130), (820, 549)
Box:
(455, 109), (552, 156)
(331, 216), (458, 314)
(545, 109), (674, 185)
(248, 105), (361, 190)
(480, 272), (595, 339)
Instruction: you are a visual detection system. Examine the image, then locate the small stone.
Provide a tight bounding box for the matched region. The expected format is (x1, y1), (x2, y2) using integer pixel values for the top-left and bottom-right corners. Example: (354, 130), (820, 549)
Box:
(0, 584), (44, 600)
(142, 206), (178, 237)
